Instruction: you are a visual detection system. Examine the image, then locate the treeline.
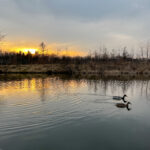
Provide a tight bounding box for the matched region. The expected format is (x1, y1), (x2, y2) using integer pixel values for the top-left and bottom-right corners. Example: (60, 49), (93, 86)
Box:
(0, 48), (149, 65)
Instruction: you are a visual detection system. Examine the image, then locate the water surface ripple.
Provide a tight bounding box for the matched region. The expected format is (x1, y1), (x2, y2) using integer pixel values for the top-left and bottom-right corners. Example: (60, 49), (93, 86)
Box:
(0, 76), (150, 150)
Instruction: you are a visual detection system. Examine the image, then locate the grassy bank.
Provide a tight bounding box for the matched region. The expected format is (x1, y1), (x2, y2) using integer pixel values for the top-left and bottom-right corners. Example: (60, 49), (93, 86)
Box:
(0, 60), (150, 77)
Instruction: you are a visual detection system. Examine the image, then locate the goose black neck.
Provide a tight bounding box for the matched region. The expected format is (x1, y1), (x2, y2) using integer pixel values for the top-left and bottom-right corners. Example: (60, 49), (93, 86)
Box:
(126, 102), (131, 111)
(121, 97), (127, 103)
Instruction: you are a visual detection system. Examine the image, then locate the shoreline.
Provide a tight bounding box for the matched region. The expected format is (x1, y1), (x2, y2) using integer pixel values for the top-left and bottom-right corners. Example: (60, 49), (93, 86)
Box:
(1, 73), (150, 82)
(1, 64), (150, 77)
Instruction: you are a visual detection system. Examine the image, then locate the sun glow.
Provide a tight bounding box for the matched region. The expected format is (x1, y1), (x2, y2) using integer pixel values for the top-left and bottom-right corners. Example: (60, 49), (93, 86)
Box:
(15, 48), (38, 54)
(21, 48), (37, 54)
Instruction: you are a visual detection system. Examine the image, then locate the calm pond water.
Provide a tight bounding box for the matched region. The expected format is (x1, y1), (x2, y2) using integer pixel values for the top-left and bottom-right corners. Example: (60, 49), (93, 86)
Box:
(0, 75), (150, 150)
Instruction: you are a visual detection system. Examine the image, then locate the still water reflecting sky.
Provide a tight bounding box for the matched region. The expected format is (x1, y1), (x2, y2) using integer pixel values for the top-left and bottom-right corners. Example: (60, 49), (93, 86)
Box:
(0, 75), (150, 150)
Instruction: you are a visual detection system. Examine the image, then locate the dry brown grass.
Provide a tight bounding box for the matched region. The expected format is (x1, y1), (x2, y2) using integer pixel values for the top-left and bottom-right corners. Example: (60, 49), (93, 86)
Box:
(0, 61), (150, 77)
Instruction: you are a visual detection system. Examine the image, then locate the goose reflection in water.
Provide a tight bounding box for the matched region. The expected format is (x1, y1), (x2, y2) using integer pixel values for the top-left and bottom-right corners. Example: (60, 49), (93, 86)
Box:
(116, 102), (132, 111)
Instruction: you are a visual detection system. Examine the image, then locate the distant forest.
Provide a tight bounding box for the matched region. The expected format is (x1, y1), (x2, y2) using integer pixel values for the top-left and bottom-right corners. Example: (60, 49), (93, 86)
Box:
(1, 34), (150, 65)
(0, 48), (150, 65)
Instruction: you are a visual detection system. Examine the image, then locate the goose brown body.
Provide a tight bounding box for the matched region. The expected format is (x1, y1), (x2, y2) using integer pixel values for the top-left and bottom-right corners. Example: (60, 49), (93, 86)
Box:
(116, 102), (131, 110)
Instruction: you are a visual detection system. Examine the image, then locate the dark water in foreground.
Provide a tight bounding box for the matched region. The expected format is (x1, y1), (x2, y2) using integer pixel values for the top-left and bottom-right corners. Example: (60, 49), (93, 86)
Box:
(0, 75), (150, 150)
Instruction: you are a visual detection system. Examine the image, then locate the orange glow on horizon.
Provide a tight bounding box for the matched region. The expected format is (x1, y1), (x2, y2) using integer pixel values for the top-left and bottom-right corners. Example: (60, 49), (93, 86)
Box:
(12, 48), (86, 57)
(1, 41), (87, 57)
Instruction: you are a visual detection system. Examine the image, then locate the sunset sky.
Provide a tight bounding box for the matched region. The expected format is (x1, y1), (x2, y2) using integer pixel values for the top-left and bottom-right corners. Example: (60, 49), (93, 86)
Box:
(0, 0), (150, 55)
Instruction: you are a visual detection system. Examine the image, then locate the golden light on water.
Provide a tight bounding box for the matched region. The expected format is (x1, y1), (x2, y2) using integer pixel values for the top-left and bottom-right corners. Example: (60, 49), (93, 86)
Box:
(0, 77), (85, 99)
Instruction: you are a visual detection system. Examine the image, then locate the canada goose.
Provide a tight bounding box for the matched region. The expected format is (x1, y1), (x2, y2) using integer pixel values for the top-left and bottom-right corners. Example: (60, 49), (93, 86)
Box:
(116, 102), (131, 111)
(113, 94), (127, 103)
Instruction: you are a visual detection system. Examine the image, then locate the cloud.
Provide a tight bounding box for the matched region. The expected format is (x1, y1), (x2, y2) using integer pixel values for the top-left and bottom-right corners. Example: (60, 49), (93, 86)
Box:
(0, 0), (150, 51)
(11, 0), (150, 21)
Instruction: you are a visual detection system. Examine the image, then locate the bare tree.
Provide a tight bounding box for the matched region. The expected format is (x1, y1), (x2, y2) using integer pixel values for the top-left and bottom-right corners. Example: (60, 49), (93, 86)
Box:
(122, 47), (129, 59)
(110, 49), (115, 59)
(0, 33), (4, 65)
(40, 42), (46, 55)
(140, 46), (144, 59)
(0, 33), (5, 55)
(130, 48), (135, 59)
(102, 47), (108, 60)
(0, 33), (5, 47)
(146, 41), (150, 59)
